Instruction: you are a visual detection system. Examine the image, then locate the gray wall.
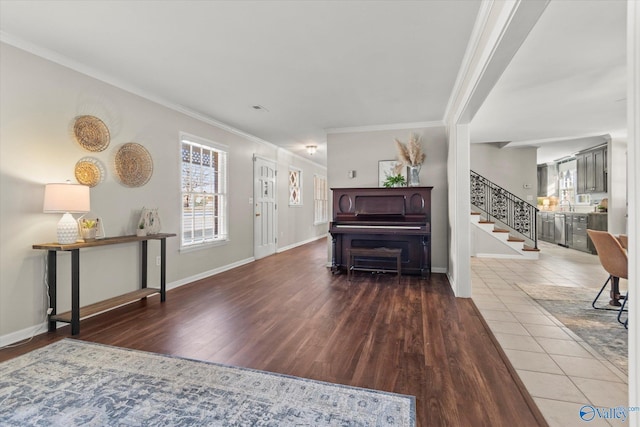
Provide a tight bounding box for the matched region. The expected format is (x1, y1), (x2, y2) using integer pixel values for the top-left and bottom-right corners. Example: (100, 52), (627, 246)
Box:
(327, 126), (448, 273)
(0, 43), (326, 340)
(470, 143), (538, 203)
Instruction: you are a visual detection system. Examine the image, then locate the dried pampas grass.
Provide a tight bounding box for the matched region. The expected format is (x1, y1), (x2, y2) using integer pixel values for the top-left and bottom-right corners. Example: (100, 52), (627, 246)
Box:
(395, 133), (425, 166)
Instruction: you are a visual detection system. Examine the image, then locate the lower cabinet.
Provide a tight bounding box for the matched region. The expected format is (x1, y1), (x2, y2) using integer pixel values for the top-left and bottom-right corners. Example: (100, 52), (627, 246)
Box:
(537, 212), (555, 243)
(569, 214), (589, 253)
(537, 212), (607, 254)
(587, 213), (608, 254)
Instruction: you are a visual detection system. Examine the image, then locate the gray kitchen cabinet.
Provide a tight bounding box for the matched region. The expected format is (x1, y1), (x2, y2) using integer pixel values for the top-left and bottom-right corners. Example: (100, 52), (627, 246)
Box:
(587, 213), (608, 254)
(570, 214), (589, 252)
(537, 212), (556, 243)
(537, 165), (548, 197)
(576, 146), (607, 194)
(537, 164), (558, 197)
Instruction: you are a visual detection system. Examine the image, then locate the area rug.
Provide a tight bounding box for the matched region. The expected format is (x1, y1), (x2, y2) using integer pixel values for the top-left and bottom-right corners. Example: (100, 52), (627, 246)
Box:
(0, 339), (415, 426)
(517, 283), (627, 375)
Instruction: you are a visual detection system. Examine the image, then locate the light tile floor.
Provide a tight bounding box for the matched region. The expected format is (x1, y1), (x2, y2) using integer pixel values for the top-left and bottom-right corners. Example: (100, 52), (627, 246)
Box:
(471, 241), (629, 427)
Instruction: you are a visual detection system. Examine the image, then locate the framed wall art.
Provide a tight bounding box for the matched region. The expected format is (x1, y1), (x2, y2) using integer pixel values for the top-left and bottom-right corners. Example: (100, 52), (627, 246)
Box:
(378, 160), (406, 187)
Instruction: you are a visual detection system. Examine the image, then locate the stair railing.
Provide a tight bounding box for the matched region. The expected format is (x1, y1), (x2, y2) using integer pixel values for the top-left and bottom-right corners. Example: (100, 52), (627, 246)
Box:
(470, 170), (539, 249)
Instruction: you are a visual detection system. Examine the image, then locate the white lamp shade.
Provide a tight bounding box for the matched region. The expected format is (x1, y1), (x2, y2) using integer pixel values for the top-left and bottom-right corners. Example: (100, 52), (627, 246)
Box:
(43, 183), (90, 244)
(43, 183), (90, 213)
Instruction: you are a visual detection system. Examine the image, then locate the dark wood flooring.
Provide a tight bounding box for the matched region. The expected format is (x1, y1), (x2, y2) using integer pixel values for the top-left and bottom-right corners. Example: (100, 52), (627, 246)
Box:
(1, 239), (547, 426)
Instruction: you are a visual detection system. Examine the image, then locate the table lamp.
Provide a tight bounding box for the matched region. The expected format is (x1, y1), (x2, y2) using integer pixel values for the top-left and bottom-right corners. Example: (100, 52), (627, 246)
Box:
(43, 182), (91, 244)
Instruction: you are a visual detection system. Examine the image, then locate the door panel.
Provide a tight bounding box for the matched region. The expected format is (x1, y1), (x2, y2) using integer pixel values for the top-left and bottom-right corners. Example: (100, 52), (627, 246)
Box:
(254, 156), (277, 259)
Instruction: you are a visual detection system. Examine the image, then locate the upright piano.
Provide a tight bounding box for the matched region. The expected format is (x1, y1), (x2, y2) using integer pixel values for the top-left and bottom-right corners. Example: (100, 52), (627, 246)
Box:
(329, 187), (432, 276)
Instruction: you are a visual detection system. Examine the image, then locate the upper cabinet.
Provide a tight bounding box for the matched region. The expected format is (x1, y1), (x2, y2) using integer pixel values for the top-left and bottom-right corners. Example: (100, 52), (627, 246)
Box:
(537, 163), (558, 197)
(537, 165), (548, 197)
(576, 146), (607, 194)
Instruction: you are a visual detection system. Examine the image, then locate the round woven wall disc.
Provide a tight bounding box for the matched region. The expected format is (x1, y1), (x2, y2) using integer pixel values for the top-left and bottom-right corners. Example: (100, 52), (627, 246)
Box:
(73, 115), (110, 152)
(114, 143), (153, 187)
(74, 157), (105, 187)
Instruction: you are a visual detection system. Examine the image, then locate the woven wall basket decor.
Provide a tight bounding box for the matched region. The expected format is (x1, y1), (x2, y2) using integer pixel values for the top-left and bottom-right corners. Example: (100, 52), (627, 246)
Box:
(74, 157), (105, 187)
(114, 142), (153, 187)
(73, 115), (110, 152)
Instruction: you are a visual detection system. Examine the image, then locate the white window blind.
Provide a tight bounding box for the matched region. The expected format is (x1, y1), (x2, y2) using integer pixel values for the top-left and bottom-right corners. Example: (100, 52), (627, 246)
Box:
(180, 134), (228, 247)
(314, 175), (328, 224)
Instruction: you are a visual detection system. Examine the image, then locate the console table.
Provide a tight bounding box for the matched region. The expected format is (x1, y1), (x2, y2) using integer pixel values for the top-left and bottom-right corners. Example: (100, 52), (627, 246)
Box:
(33, 233), (175, 335)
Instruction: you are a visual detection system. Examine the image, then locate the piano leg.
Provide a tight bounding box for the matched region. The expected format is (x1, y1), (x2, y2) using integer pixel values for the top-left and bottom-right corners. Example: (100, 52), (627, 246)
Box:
(330, 235), (339, 274)
(421, 235), (431, 277)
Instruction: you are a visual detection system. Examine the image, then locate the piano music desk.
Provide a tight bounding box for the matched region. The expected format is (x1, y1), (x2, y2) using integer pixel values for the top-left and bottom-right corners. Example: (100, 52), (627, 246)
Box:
(348, 247), (402, 283)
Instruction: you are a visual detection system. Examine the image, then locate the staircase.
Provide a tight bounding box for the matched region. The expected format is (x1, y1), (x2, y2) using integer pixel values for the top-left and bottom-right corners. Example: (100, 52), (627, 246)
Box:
(470, 170), (540, 260)
(470, 211), (540, 259)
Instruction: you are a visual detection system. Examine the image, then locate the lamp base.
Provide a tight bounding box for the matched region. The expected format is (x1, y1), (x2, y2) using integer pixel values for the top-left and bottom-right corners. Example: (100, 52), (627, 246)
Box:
(57, 212), (79, 244)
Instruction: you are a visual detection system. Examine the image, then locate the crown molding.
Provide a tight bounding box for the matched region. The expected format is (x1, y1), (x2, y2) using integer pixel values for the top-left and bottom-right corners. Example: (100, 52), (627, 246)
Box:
(325, 120), (444, 135)
(0, 32), (279, 151)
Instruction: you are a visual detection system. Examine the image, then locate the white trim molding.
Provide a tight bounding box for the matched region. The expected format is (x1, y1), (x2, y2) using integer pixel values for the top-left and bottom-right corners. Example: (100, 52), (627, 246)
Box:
(627, 0), (639, 421)
(325, 121), (444, 135)
(0, 32), (277, 150)
(277, 234), (327, 253)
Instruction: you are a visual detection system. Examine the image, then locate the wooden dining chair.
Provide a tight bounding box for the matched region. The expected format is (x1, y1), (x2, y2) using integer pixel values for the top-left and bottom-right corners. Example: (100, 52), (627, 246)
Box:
(587, 229), (628, 328)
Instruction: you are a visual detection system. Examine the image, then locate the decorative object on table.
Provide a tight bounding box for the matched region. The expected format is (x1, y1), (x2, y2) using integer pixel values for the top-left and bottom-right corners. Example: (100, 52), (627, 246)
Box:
(0, 339), (416, 426)
(43, 181), (90, 244)
(73, 115), (110, 152)
(383, 173), (407, 188)
(378, 160), (407, 187)
(136, 221), (147, 237)
(78, 218), (98, 242)
(114, 142), (153, 187)
(138, 207), (161, 234)
(394, 133), (425, 187)
(74, 157), (105, 187)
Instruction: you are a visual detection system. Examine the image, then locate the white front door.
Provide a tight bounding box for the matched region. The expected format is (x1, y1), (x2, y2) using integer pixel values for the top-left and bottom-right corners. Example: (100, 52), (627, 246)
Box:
(254, 156), (277, 259)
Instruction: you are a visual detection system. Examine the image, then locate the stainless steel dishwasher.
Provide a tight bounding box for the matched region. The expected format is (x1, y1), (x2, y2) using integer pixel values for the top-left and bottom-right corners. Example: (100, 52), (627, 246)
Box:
(554, 213), (567, 247)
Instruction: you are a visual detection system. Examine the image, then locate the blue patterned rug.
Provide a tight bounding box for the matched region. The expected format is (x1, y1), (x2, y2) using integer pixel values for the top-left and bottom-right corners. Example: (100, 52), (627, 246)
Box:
(0, 339), (415, 426)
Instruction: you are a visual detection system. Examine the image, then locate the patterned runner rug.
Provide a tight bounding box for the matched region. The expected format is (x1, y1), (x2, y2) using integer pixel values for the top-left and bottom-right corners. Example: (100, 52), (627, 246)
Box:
(517, 283), (627, 375)
(0, 339), (415, 426)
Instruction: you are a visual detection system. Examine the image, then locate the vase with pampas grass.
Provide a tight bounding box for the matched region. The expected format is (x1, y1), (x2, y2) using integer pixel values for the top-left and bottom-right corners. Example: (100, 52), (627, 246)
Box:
(395, 133), (425, 187)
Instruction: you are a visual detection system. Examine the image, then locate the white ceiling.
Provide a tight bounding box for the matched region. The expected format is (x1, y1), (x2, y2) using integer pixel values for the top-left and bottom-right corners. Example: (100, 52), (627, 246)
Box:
(0, 1), (628, 167)
(0, 0), (481, 166)
(471, 0), (627, 163)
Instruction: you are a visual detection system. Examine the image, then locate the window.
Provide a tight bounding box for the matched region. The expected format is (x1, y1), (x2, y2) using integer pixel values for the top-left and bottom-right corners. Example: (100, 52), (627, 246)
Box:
(314, 175), (328, 224)
(180, 133), (228, 248)
(289, 167), (302, 206)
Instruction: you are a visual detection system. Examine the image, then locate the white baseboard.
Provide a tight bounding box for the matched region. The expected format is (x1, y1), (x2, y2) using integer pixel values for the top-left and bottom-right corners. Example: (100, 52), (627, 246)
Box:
(475, 253), (526, 259)
(0, 257), (256, 347)
(276, 234), (327, 253)
(166, 257), (255, 291)
(0, 322), (48, 348)
(1, 239), (440, 347)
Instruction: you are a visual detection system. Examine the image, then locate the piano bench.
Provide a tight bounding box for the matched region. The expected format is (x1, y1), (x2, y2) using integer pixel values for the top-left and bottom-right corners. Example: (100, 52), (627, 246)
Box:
(347, 247), (402, 283)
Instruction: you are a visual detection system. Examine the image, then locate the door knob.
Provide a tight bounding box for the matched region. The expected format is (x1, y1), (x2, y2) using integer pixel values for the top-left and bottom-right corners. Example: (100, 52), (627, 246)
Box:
(256, 213), (261, 217)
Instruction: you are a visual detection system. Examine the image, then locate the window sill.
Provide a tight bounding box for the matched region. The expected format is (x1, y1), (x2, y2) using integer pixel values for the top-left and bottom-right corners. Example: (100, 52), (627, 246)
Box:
(180, 239), (229, 253)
